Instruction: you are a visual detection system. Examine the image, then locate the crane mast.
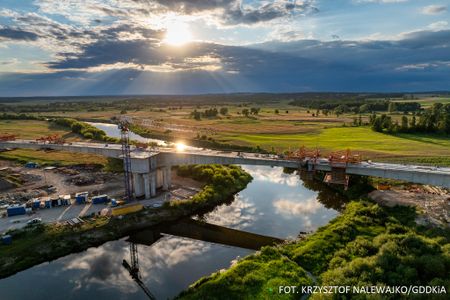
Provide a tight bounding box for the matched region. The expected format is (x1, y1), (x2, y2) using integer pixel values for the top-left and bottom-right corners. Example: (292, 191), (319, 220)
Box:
(118, 119), (155, 299)
(118, 120), (133, 202)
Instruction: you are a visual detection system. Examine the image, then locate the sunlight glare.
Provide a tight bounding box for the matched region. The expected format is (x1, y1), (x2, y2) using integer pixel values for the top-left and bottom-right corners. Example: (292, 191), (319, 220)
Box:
(176, 142), (186, 151)
(164, 22), (193, 46)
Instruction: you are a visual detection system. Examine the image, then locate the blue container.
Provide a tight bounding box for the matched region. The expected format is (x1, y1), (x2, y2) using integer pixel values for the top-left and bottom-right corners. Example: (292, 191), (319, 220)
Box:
(92, 195), (108, 204)
(7, 205), (26, 217)
(32, 201), (40, 209)
(25, 162), (38, 168)
(75, 192), (88, 205)
(111, 199), (117, 207)
(45, 200), (51, 209)
(1, 235), (12, 245)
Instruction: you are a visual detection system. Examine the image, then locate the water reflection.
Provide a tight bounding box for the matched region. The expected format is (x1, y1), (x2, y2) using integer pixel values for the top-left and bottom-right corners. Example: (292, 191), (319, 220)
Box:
(0, 165), (344, 300)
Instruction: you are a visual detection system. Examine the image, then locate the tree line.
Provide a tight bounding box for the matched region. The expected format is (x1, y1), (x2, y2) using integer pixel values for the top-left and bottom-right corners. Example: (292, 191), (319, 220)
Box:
(370, 103), (450, 134)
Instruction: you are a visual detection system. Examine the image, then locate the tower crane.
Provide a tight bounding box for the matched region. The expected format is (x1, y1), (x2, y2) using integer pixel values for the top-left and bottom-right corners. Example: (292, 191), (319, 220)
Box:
(118, 119), (155, 299)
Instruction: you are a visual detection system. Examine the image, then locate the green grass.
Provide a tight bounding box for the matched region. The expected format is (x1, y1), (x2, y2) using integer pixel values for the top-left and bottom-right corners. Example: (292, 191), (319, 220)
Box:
(179, 201), (450, 300)
(392, 97), (450, 108)
(0, 120), (76, 140)
(0, 149), (108, 167)
(217, 127), (450, 159)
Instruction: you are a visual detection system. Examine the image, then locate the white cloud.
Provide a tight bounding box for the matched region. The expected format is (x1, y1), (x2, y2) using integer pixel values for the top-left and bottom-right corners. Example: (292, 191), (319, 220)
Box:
(354, 0), (408, 4)
(273, 198), (322, 216)
(422, 5), (447, 15)
(428, 21), (449, 30)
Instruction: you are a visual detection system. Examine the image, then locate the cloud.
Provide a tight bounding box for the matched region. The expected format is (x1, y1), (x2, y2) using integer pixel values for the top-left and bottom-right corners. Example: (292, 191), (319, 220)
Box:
(273, 198), (322, 216)
(422, 5), (447, 15)
(1, 28), (450, 95)
(354, 0), (408, 4)
(0, 27), (39, 41)
(428, 21), (449, 30)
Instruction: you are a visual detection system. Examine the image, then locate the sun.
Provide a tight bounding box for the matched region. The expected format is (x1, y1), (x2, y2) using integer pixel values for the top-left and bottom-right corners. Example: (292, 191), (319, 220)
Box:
(164, 22), (193, 46)
(176, 142), (186, 152)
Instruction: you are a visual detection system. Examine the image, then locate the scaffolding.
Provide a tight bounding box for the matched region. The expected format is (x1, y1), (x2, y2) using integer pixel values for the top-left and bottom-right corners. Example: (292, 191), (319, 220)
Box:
(118, 121), (134, 202)
(0, 134), (16, 141)
(35, 134), (64, 144)
(324, 149), (361, 190)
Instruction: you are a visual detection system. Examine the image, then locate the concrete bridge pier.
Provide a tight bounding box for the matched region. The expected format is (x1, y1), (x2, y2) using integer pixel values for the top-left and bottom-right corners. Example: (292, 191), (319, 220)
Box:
(162, 167), (171, 191)
(142, 172), (157, 199)
(133, 173), (145, 198)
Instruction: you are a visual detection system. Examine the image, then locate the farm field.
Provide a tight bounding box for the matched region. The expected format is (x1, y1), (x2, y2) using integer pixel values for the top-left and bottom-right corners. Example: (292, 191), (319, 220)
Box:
(0, 149), (108, 166)
(1, 94), (450, 166)
(0, 120), (78, 140)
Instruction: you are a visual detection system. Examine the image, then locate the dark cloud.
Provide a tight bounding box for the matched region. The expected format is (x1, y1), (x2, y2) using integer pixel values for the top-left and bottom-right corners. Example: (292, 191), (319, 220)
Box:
(151, 0), (235, 13)
(0, 27), (39, 41)
(2, 29), (448, 95)
(145, 0), (317, 25)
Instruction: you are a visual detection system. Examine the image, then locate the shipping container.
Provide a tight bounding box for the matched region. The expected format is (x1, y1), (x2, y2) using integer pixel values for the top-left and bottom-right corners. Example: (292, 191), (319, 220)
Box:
(75, 192), (88, 205)
(111, 204), (143, 216)
(91, 194), (108, 204)
(7, 205), (26, 217)
(1, 235), (12, 245)
(59, 195), (71, 206)
(51, 199), (59, 207)
(32, 200), (41, 209)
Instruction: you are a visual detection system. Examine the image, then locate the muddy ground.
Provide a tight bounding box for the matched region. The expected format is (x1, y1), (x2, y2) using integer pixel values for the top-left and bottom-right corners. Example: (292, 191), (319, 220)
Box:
(369, 186), (450, 227)
(0, 160), (124, 205)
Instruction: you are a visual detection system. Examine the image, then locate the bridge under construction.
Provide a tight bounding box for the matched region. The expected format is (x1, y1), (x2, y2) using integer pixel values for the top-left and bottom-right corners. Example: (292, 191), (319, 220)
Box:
(1, 139), (450, 198)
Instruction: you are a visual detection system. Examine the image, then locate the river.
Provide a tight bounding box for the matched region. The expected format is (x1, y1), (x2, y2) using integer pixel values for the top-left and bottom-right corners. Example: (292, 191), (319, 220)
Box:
(0, 123), (342, 300)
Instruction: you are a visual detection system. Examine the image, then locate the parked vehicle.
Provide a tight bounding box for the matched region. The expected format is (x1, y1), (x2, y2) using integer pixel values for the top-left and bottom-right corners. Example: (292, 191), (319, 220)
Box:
(27, 218), (42, 225)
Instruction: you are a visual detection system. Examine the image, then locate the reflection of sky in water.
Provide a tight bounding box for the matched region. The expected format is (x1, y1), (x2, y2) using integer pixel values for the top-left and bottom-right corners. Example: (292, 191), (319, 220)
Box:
(0, 165), (339, 300)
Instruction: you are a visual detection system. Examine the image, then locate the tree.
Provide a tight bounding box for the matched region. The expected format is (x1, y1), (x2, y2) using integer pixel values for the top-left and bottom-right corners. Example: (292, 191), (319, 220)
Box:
(371, 117), (383, 132)
(250, 107), (260, 115)
(274, 109), (279, 114)
(219, 107), (228, 115)
(242, 109), (249, 117)
(401, 116), (408, 132)
(191, 109), (201, 120)
(410, 115), (416, 129)
(388, 102), (397, 113)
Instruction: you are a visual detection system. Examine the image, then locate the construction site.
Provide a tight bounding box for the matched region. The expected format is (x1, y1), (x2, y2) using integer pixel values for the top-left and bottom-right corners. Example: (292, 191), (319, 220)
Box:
(0, 129), (202, 235)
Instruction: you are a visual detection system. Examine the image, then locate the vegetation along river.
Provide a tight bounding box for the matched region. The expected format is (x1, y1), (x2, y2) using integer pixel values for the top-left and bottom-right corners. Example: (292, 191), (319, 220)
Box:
(0, 122), (344, 299)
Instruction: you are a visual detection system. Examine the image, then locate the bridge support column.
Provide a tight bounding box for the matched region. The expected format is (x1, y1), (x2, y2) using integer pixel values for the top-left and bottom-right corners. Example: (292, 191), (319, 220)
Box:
(162, 167), (171, 191)
(143, 171), (157, 198)
(150, 171), (156, 197)
(133, 173), (145, 197)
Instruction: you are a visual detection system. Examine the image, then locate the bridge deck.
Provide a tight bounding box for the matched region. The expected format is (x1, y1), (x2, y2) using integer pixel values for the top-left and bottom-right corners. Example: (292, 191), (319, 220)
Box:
(1, 140), (449, 188)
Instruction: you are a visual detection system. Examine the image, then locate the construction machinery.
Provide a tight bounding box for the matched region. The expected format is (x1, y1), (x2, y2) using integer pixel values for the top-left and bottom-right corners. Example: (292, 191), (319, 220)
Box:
(0, 134), (16, 141)
(35, 134), (65, 144)
(135, 142), (148, 150)
(118, 119), (155, 299)
(324, 149), (362, 190)
(118, 120), (133, 202)
(122, 244), (156, 300)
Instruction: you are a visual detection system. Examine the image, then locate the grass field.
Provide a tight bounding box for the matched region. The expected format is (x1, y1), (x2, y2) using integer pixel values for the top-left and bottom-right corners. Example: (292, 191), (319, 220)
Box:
(392, 97), (450, 108)
(0, 149), (108, 166)
(2, 98), (450, 166)
(216, 127), (450, 163)
(0, 120), (78, 140)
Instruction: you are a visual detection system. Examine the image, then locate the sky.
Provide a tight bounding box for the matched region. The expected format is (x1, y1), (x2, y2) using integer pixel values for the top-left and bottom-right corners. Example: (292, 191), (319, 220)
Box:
(0, 0), (449, 96)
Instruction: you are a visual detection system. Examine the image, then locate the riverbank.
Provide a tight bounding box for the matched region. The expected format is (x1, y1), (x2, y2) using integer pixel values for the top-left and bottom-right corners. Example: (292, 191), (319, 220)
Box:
(178, 200), (450, 299)
(0, 164), (252, 279)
